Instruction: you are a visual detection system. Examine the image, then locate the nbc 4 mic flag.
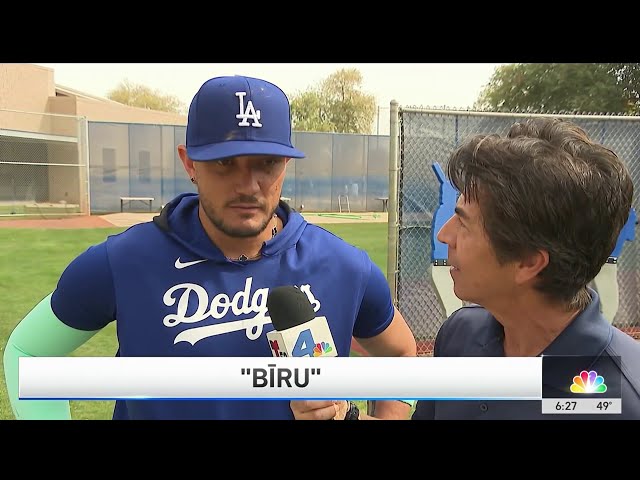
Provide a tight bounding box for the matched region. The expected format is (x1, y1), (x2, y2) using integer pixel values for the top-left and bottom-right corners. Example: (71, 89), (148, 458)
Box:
(267, 316), (337, 358)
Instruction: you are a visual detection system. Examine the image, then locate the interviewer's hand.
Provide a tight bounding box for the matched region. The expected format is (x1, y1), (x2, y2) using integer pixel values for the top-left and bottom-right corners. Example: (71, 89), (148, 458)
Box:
(290, 400), (349, 420)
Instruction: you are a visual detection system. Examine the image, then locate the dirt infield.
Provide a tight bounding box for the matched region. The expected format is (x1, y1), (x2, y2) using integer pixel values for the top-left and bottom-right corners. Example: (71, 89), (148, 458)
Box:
(0, 215), (116, 229)
(0, 211), (388, 229)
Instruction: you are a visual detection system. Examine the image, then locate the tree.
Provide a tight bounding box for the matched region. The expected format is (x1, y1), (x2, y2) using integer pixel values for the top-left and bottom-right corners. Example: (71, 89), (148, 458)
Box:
(107, 79), (185, 114)
(290, 68), (377, 134)
(475, 64), (632, 114)
(609, 63), (640, 114)
(290, 90), (335, 132)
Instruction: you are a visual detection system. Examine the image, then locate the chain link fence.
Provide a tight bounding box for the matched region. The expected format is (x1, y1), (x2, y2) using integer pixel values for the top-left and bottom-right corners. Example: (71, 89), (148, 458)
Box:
(389, 105), (640, 356)
(0, 109), (89, 217)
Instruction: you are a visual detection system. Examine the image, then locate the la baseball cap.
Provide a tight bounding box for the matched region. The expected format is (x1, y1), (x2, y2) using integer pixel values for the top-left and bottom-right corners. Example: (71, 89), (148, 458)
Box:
(186, 75), (306, 161)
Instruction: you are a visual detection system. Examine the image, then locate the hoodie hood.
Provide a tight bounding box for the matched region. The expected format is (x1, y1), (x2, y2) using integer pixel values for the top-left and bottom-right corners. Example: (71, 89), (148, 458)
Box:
(152, 193), (307, 264)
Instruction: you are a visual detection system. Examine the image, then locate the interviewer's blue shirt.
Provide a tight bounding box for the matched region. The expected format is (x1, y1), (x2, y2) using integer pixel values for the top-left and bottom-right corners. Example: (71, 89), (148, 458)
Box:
(412, 290), (640, 420)
(50, 193), (395, 420)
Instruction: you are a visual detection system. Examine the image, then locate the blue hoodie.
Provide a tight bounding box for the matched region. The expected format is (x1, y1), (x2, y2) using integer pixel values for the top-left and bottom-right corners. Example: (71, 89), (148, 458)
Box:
(50, 193), (394, 419)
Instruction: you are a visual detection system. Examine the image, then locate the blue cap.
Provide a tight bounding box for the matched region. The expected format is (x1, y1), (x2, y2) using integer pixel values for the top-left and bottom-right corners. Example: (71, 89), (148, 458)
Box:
(186, 75), (306, 161)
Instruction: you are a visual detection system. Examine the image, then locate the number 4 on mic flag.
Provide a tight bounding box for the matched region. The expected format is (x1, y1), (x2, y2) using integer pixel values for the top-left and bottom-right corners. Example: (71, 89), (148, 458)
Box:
(266, 285), (339, 358)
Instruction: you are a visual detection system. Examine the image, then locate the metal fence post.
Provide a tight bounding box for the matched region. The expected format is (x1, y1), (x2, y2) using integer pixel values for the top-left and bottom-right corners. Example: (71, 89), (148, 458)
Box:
(387, 100), (400, 305)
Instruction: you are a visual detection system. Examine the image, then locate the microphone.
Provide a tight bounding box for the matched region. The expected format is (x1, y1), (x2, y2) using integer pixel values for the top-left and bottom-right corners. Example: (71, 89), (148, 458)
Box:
(266, 285), (338, 358)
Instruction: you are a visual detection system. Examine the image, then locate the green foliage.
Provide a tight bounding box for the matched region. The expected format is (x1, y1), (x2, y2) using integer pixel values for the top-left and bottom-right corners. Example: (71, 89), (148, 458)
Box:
(476, 63), (640, 114)
(290, 90), (335, 132)
(107, 79), (186, 114)
(291, 68), (377, 134)
(609, 63), (640, 114)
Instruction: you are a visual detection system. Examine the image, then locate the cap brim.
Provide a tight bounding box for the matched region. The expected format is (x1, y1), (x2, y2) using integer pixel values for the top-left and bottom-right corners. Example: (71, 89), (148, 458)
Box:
(187, 141), (306, 161)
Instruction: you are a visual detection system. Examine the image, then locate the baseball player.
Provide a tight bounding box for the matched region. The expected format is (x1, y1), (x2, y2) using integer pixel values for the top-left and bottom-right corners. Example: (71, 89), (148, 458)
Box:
(4, 75), (417, 420)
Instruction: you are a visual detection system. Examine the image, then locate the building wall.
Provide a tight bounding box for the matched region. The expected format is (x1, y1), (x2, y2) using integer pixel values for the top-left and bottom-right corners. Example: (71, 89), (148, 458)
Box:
(1, 63), (186, 129)
(48, 96), (77, 116)
(74, 98), (185, 125)
(47, 142), (83, 208)
(0, 64), (55, 112)
(1, 64), (187, 214)
(0, 64), (60, 135)
(47, 96), (81, 137)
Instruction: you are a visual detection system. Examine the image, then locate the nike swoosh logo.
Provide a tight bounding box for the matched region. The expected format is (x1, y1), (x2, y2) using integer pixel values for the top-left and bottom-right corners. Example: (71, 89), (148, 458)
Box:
(175, 257), (208, 269)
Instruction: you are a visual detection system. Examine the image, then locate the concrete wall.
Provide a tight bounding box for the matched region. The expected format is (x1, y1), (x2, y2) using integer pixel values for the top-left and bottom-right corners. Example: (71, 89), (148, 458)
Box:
(74, 97), (185, 125)
(47, 142), (83, 207)
(0, 64), (55, 113)
(0, 64), (66, 136)
(1, 63), (186, 133)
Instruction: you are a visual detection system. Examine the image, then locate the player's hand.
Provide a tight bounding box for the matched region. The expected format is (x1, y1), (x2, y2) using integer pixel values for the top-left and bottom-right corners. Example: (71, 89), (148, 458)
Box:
(290, 400), (349, 420)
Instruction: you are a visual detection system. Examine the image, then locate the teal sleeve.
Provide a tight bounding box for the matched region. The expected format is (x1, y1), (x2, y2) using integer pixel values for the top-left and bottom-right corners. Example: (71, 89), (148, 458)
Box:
(3, 293), (101, 420)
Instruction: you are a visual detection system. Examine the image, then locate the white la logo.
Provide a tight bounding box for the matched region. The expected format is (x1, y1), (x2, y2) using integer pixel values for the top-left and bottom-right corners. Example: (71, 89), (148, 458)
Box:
(235, 92), (262, 127)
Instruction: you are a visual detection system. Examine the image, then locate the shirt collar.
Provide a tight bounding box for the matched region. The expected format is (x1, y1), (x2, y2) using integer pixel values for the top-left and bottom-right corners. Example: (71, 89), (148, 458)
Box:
(481, 288), (612, 358)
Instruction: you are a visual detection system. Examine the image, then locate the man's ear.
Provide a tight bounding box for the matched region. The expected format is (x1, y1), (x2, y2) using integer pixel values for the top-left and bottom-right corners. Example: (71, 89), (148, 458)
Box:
(177, 145), (196, 181)
(514, 249), (549, 285)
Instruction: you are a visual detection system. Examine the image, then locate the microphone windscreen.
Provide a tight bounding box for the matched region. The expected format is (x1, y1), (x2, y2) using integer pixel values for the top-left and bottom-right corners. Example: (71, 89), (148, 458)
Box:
(267, 285), (316, 331)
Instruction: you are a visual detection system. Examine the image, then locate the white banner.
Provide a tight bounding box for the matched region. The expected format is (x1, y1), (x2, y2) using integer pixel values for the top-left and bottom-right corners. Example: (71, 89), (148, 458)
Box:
(19, 356), (542, 400)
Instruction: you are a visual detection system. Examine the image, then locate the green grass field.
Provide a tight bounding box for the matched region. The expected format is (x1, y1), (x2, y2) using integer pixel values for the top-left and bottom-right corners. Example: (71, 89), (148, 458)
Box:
(0, 222), (388, 420)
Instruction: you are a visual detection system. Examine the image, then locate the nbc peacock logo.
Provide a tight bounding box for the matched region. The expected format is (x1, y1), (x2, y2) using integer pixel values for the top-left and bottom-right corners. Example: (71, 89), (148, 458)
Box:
(312, 342), (333, 357)
(570, 370), (607, 394)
